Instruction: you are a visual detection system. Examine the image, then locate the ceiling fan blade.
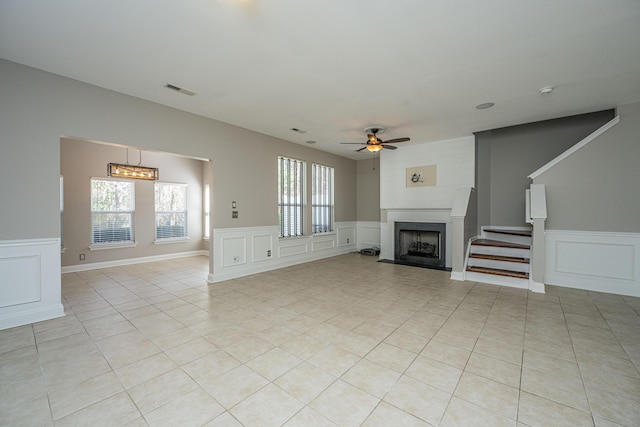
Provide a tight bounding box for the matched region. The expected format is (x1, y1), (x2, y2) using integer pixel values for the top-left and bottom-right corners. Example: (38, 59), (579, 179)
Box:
(340, 142), (366, 145)
(356, 147), (368, 152)
(382, 144), (398, 150)
(382, 137), (411, 143)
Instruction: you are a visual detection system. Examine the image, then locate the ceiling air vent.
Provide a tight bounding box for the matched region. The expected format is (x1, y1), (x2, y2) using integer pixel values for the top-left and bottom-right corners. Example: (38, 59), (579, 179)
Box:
(165, 83), (196, 96)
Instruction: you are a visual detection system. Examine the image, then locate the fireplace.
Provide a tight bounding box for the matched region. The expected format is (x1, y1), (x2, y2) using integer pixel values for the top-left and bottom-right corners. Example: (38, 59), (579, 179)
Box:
(394, 222), (446, 269)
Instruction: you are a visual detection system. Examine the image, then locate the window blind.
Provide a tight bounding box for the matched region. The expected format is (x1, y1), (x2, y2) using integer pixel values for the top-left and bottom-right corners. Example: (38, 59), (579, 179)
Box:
(278, 156), (305, 237)
(312, 163), (334, 233)
(91, 179), (135, 245)
(203, 184), (210, 239)
(155, 182), (188, 240)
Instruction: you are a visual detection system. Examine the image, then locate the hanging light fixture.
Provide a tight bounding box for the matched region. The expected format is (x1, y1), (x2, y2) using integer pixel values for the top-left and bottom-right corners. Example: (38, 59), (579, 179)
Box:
(108, 149), (159, 180)
(366, 144), (383, 153)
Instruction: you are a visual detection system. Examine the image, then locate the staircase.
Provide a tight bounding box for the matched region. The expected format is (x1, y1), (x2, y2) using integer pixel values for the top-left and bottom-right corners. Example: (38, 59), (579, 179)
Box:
(464, 226), (532, 289)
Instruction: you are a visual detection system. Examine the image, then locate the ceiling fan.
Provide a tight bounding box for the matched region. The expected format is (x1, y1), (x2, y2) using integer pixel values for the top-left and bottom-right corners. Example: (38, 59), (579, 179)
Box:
(341, 126), (410, 152)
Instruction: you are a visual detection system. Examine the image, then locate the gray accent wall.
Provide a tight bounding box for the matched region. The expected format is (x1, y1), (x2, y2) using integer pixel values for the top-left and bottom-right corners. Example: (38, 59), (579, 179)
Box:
(356, 157), (381, 222)
(0, 59), (356, 244)
(475, 109), (615, 230)
(534, 102), (640, 232)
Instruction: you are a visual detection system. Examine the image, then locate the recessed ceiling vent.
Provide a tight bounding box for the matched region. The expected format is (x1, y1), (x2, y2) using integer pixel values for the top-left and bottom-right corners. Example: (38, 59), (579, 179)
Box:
(165, 83), (196, 96)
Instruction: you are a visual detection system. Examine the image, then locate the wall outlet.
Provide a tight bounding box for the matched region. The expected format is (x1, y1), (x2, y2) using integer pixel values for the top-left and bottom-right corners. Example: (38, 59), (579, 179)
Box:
(232, 210), (238, 219)
(79, 254), (85, 261)
(347, 238), (350, 244)
(267, 250), (271, 257)
(233, 256), (239, 263)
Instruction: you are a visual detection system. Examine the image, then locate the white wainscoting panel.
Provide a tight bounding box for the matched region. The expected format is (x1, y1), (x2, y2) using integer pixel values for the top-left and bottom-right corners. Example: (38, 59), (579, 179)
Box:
(279, 240), (309, 258)
(312, 235), (335, 252)
(253, 233), (273, 263)
(221, 235), (247, 267)
(210, 222), (358, 282)
(336, 224), (356, 246)
(356, 222), (380, 251)
(545, 230), (640, 296)
(0, 255), (41, 307)
(336, 222), (356, 247)
(0, 239), (64, 330)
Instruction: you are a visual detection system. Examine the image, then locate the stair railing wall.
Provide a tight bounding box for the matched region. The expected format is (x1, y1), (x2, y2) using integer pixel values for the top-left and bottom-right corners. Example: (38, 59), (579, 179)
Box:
(528, 184), (547, 293)
(450, 186), (476, 281)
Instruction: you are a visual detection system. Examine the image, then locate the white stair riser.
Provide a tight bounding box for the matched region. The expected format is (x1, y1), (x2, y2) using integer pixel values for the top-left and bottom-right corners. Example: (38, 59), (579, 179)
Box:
(482, 232), (532, 246)
(467, 258), (530, 273)
(470, 245), (530, 259)
(465, 271), (530, 289)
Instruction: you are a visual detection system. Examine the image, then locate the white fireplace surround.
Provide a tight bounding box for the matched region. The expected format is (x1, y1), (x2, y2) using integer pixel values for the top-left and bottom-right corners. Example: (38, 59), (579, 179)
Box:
(378, 135), (475, 272)
(380, 209), (453, 269)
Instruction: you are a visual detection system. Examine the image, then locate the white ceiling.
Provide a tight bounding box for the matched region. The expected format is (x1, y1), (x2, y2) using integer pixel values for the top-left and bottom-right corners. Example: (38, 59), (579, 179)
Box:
(2, 0), (639, 160)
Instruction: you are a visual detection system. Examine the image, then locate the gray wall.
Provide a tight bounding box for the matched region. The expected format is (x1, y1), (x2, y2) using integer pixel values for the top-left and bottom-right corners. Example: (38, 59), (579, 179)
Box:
(534, 102), (640, 232)
(356, 157), (381, 222)
(475, 110), (615, 229)
(61, 139), (206, 266)
(0, 59), (356, 244)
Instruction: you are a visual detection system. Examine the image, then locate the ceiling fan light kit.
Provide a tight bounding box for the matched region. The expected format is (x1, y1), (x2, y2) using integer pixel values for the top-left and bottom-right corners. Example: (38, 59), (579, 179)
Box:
(340, 126), (410, 153)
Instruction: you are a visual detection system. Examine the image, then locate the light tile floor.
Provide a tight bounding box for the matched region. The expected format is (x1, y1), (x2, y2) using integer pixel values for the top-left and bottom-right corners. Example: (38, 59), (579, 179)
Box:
(1, 254), (639, 426)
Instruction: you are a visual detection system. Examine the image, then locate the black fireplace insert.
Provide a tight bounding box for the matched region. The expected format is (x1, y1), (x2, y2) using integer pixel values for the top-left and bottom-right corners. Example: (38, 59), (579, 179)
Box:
(394, 222), (447, 270)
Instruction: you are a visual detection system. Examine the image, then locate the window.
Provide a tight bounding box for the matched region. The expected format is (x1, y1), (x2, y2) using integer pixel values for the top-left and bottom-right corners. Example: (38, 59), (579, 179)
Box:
(155, 182), (188, 241)
(60, 176), (64, 249)
(278, 156), (305, 237)
(203, 184), (210, 239)
(91, 179), (135, 246)
(312, 163), (334, 233)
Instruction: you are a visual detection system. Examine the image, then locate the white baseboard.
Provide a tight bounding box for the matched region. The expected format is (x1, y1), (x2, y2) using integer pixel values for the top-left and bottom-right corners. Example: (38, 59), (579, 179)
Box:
(208, 247), (355, 283)
(530, 281), (545, 293)
(61, 250), (208, 273)
(0, 305), (65, 331)
(545, 230), (640, 297)
(450, 271), (465, 281)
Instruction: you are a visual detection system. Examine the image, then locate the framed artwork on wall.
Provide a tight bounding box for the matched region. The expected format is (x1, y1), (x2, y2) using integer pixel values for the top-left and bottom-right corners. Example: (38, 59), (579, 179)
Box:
(406, 165), (436, 187)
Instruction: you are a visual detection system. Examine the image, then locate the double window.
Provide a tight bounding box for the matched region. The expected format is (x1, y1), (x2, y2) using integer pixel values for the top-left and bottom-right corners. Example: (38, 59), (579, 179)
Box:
(90, 178), (135, 246)
(277, 157), (335, 237)
(89, 179), (189, 247)
(312, 164), (334, 233)
(155, 182), (188, 241)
